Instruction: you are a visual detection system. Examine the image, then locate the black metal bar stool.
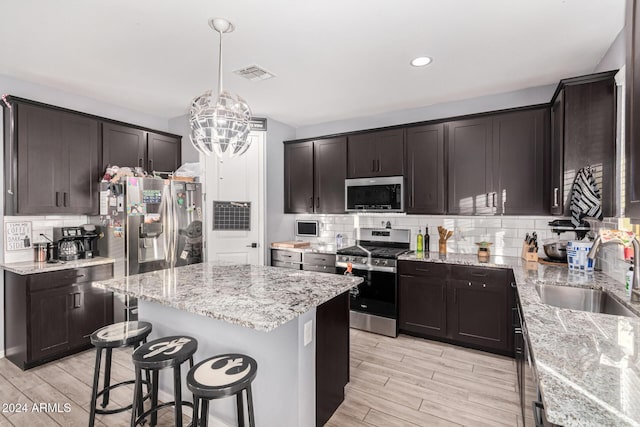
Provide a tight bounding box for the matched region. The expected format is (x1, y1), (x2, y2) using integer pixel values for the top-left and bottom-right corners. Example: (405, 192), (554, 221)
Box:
(187, 353), (257, 427)
(131, 335), (198, 427)
(89, 321), (153, 427)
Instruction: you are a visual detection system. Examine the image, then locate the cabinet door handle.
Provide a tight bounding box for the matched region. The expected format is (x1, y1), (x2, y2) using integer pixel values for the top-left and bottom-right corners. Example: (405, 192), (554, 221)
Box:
(553, 187), (559, 208)
(532, 401), (545, 427)
(63, 192), (68, 207)
(468, 281), (472, 286)
(486, 193), (490, 208)
(72, 292), (81, 308)
(309, 197), (313, 209)
(148, 159), (153, 172)
(377, 159), (381, 172)
(372, 159), (376, 172)
(482, 283), (487, 288)
(55, 191), (61, 207)
(492, 192), (497, 208)
(138, 158), (143, 168)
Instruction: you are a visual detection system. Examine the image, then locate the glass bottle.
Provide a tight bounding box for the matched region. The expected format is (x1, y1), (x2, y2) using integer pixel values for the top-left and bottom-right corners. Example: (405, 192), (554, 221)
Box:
(424, 227), (430, 253)
(417, 228), (424, 253)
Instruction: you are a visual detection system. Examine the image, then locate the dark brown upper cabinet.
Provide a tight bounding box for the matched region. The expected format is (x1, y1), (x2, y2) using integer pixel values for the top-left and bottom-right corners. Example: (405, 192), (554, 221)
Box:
(102, 123), (146, 169)
(447, 108), (548, 215)
(550, 72), (616, 217)
(284, 141), (314, 213)
(405, 124), (445, 214)
(284, 138), (346, 214)
(5, 101), (100, 215)
(147, 132), (182, 173)
(627, 0), (640, 220)
(314, 137), (347, 213)
(492, 108), (548, 215)
(103, 124), (182, 173)
(347, 129), (404, 178)
(447, 117), (495, 215)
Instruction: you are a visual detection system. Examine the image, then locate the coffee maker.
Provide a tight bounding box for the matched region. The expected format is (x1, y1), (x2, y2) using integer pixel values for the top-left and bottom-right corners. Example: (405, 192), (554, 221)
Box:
(53, 227), (84, 261)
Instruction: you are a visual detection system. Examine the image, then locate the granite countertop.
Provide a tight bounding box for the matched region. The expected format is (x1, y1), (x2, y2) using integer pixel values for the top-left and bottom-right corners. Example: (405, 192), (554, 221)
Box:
(0, 256), (115, 275)
(93, 261), (362, 332)
(400, 252), (640, 427)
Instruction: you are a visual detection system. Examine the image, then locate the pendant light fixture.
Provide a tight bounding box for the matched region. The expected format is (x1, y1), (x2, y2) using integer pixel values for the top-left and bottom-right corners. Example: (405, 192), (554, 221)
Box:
(189, 18), (252, 158)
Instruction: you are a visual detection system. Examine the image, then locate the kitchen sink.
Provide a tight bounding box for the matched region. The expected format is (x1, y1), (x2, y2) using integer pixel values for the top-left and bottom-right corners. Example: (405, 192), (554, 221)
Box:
(535, 284), (637, 318)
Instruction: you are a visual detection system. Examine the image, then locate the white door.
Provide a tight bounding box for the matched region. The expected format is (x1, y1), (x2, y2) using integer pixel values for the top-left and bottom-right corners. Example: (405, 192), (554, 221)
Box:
(204, 132), (265, 265)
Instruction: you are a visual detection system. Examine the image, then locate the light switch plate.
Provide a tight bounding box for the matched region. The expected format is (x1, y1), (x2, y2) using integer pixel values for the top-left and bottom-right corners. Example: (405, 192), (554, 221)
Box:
(304, 320), (313, 346)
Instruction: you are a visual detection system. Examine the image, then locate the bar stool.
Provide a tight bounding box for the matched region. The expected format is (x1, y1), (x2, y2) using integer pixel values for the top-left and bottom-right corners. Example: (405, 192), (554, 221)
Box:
(131, 335), (198, 427)
(88, 321), (153, 427)
(187, 353), (257, 427)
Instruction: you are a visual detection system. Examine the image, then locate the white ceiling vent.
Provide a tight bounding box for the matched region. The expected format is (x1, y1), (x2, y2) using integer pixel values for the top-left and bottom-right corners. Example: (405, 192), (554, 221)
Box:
(233, 65), (276, 81)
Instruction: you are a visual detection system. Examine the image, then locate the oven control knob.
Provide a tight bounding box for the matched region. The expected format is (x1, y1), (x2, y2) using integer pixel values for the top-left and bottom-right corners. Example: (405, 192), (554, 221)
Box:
(361, 258), (367, 264)
(380, 260), (387, 266)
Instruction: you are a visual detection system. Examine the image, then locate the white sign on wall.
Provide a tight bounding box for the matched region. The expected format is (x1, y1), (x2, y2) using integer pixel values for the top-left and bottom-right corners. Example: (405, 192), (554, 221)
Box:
(6, 221), (32, 251)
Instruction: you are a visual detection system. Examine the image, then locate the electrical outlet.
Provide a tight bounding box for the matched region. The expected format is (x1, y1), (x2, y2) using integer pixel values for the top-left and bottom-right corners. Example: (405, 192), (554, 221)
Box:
(304, 320), (313, 346)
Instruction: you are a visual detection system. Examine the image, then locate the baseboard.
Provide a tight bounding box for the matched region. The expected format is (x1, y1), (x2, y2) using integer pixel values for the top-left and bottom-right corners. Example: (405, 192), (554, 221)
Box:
(156, 389), (232, 426)
(0, 350), (5, 358)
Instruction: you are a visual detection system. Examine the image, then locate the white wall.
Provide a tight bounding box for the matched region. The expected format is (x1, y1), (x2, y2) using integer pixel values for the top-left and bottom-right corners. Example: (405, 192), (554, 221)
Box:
(168, 114), (200, 164)
(0, 74), (171, 356)
(594, 29), (625, 72)
(294, 84), (556, 139)
(265, 117), (296, 264)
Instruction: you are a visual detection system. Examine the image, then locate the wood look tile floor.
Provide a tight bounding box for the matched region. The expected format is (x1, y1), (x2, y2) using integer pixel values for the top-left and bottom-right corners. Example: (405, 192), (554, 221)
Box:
(327, 330), (521, 427)
(0, 347), (190, 426)
(0, 330), (519, 426)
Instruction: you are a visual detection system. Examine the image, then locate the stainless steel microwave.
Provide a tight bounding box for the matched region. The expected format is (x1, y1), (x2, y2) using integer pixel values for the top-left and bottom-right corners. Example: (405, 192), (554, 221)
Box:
(345, 176), (404, 212)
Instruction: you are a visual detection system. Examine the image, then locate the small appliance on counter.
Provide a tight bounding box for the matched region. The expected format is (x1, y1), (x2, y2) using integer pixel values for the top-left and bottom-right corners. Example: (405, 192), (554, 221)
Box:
(53, 227), (84, 261)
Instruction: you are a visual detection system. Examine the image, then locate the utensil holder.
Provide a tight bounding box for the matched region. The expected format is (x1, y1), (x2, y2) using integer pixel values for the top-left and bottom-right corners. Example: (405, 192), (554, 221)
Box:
(438, 240), (447, 255)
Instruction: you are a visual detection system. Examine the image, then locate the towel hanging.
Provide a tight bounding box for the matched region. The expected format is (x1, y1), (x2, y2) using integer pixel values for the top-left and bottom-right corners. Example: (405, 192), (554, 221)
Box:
(570, 166), (603, 227)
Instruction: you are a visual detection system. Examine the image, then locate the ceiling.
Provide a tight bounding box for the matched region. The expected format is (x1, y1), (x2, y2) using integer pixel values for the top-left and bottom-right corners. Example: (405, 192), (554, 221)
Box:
(0, 0), (626, 127)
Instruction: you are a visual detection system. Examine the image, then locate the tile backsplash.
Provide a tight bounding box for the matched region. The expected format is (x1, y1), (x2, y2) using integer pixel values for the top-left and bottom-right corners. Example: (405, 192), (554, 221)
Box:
(291, 213), (636, 286)
(3, 215), (87, 263)
(293, 213), (562, 257)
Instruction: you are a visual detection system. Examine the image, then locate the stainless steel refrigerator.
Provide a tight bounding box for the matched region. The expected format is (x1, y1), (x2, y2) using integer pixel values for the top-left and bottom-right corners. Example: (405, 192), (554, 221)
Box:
(91, 177), (203, 321)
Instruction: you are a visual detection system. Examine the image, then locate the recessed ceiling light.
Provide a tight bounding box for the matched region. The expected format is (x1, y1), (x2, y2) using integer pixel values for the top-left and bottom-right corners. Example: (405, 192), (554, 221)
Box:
(410, 56), (432, 67)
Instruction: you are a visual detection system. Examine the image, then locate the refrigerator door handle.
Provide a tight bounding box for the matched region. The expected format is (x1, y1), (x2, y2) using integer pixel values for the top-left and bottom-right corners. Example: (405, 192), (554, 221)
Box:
(163, 183), (173, 265)
(172, 184), (180, 266)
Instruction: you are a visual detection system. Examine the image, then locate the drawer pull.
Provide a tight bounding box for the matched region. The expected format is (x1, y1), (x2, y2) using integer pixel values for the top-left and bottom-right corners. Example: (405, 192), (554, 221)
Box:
(416, 268), (430, 273)
(468, 282), (472, 286)
(471, 272), (488, 277)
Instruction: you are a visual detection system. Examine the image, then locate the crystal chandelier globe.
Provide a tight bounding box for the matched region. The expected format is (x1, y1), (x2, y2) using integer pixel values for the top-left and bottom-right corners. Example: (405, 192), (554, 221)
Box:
(189, 18), (252, 158)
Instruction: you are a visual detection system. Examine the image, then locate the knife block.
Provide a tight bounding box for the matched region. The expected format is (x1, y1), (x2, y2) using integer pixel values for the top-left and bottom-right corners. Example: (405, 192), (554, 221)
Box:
(521, 242), (538, 262)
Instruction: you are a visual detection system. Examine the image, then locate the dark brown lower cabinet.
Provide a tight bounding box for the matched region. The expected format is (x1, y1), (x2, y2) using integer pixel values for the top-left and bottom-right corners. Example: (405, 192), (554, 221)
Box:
(398, 270), (447, 338)
(316, 291), (349, 427)
(4, 264), (114, 370)
(398, 261), (513, 355)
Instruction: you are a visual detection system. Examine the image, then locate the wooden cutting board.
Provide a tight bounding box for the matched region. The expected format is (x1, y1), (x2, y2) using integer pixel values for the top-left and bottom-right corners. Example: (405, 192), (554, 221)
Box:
(271, 241), (311, 249)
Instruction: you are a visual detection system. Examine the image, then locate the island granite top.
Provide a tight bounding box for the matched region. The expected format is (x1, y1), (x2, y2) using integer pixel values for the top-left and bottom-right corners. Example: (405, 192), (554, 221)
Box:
(0, 256), (115, 275)
(93, 261), (362, 333)
(400, 251), (640, 427)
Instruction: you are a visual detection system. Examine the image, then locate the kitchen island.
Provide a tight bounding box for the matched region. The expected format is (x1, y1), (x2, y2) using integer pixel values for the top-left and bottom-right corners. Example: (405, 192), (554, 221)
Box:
(399, 252), (640, 427)
(93, 261), (362, 427)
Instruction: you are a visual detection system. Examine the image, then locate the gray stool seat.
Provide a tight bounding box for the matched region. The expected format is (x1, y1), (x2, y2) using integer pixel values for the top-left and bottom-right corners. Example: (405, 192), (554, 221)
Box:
(187, 354), (257, 427)
(88, 321), (153, 427)
(131, 335), (198, 427)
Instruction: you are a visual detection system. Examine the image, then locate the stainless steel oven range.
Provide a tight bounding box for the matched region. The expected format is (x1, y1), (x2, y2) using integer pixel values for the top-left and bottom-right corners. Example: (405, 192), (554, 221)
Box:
(335, 228), (410, 337)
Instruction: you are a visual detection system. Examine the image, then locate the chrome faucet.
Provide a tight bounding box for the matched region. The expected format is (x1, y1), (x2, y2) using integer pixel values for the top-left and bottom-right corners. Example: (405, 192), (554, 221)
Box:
(588, 236), (640, 302)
